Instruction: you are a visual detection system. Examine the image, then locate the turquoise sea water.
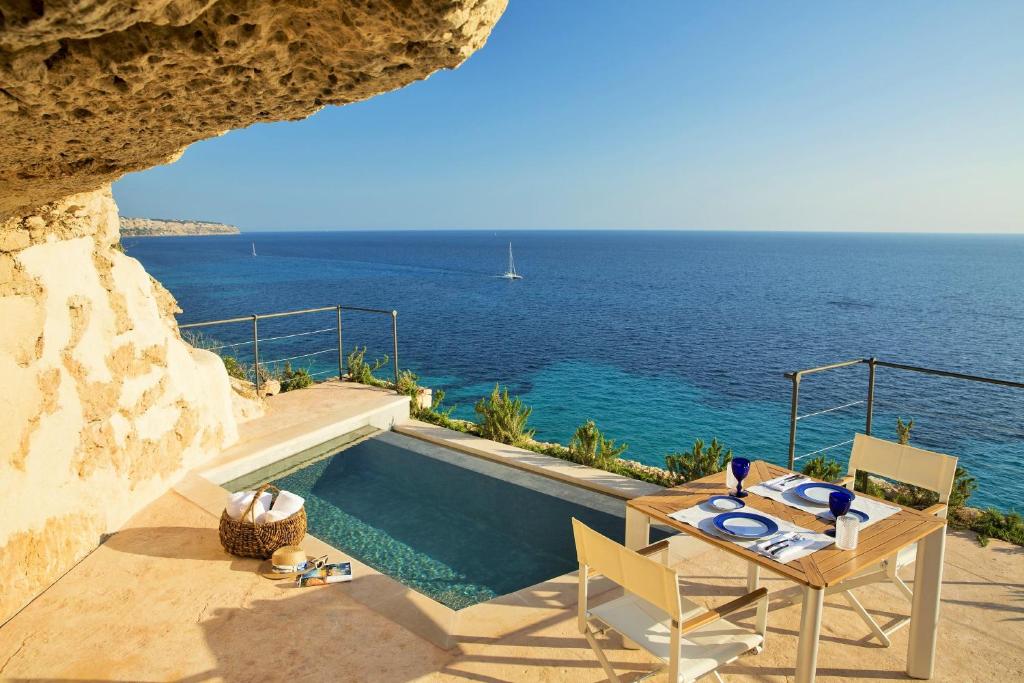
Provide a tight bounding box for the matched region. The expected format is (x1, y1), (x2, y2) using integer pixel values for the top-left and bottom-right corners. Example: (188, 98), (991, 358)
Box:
(126, 230), (1024, 510)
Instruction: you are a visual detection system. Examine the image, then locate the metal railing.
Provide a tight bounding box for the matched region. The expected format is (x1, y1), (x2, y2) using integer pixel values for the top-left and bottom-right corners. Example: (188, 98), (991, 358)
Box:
(785, 357), (1024, 469)
(179, 305), (400, 393)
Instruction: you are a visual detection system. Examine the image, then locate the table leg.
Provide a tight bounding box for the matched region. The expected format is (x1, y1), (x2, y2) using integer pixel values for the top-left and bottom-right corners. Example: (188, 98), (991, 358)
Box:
(795, 586), (824, 683)
(747, 563), (760, 591)
(907, 526), (945, 679)
(625, 506), (650, 550)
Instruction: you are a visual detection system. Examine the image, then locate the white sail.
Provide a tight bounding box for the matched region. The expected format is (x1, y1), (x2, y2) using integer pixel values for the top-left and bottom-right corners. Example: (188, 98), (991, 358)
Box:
(251, 242), (256, 257)
(502, 242), (523, 280)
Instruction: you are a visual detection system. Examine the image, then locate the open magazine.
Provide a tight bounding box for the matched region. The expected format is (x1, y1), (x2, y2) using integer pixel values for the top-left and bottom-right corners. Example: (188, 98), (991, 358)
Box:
(296, 562), (353, 587)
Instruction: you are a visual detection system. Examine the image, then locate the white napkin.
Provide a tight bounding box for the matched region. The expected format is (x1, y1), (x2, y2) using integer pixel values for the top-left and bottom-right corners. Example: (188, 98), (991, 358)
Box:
(270, 490), (305, 518)
(762, 474), (809, 492)
(227, 491), (272, 521)
(753, 532), (819, 563)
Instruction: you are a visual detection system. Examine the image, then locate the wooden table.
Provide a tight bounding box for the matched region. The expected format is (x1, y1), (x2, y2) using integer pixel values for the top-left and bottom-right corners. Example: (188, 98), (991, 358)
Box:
(625, 460), (947, 683)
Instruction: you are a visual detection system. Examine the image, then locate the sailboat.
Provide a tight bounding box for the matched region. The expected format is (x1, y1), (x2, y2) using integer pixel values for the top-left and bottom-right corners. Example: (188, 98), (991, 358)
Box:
(501, 242), (523, 280)
(251, 242), (256, 257)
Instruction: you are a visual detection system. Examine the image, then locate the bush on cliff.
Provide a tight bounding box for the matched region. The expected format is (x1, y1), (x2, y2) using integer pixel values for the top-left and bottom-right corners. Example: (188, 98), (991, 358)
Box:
(474, 384), (534, 447)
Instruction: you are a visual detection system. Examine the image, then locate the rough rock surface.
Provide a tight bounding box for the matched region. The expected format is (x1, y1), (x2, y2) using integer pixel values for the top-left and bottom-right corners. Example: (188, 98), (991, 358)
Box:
(0, 0), (507, 218)
(0, 0), (506, 624)
(0, 187), (264, 622)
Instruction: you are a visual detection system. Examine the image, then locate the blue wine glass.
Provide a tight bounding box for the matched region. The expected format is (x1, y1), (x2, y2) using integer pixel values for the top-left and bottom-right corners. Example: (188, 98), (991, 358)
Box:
(731, 458), (751, 498)
(827, 490), (855, 537)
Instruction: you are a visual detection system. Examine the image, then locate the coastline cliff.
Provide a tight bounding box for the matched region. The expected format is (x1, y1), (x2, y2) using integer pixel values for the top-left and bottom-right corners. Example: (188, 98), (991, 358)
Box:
(120, 216), (241, 237)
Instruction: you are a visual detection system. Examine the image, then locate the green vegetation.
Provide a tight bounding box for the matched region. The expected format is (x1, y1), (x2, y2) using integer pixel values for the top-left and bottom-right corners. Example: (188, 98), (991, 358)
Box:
(665, 438), (732, 484)
(801, 454), (844, 482)
(474, 384), (535, 446)
(896, 416), (914, 444)
(277, 362), (313, 392)
(971, 509), (1024, 547)
(221, 355), (249, 381)
(567, 420), (628, 468)
(347, 347), (390, 387)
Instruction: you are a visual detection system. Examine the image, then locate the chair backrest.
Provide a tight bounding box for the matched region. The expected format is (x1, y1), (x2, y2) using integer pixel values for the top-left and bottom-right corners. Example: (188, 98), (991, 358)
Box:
(848, 433), (958, 503)
(571, 518), (681, 620)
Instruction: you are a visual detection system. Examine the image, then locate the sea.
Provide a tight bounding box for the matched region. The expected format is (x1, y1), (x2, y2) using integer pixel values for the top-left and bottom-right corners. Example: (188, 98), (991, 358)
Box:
(125, 230), (1024, 511)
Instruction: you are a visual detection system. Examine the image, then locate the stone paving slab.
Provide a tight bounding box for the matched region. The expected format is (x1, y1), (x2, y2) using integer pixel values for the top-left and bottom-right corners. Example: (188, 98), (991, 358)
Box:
(0, 488), (1020, 682)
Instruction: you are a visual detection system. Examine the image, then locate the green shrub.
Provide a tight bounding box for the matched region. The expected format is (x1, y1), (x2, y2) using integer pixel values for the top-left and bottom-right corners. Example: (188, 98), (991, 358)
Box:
(474, 384), (534, 446)
(971, 509), (1024, 547)
(665, 438), (732, 484)
(347, 347), (389, 387)
(567, 420), (628, 467)
(278, 362), (313, 392)
(217, 355), (248, 381)
(896, 417), (914, 444)
(801, 455), (844, 482)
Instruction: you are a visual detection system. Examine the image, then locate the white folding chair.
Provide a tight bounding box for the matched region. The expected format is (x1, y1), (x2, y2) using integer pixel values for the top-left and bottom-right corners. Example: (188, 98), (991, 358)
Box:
(830, 433), (957, 646)
(572, 518), (768, 683)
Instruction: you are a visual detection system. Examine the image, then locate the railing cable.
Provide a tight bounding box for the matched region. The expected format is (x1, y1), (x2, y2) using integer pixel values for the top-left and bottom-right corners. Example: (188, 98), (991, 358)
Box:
(260, 348), (335, 365)
(794, 439), (855, 462)
(796, 400), (864, 421)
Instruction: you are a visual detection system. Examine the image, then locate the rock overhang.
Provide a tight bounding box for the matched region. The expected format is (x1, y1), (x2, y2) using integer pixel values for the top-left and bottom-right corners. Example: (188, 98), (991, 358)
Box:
(0, 0), (507, 219)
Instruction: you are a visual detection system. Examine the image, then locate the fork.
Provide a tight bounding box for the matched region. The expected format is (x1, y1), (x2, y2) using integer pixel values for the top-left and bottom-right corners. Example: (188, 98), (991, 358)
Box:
(769, 534), (806, 556)
(761, 533), (793, 554)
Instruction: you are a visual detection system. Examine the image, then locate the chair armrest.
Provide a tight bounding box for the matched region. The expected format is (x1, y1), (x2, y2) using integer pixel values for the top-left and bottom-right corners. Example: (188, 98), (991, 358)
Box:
(679, 587), (768, 634)
(922, 502), (947, 517)
(837, 474), (856, 490)
(636, 539), (670, 557)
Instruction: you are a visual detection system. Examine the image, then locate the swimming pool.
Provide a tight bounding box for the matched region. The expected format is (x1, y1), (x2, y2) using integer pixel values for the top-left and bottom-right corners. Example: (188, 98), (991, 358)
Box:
(232, 431), (641, 609)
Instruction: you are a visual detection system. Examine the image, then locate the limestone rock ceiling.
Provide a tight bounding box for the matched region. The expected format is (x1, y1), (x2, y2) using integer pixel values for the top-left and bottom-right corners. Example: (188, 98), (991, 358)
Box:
(0, 0), (506, 218)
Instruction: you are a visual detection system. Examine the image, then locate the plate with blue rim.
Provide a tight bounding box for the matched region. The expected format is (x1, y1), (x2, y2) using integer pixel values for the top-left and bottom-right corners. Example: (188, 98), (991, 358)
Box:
(712, 512), (779, 540)
(823, 508), (869, 523)
(707, 495), (745, 511)
(793, 482), (851, 506)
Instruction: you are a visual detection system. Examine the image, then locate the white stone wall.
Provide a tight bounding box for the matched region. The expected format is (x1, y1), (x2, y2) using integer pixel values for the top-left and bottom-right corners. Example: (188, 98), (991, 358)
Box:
(0, 187), (240, 622)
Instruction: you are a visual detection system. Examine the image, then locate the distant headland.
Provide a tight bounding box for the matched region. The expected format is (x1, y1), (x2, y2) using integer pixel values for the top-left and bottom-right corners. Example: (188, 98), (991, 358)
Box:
(119, 216), (241, 237)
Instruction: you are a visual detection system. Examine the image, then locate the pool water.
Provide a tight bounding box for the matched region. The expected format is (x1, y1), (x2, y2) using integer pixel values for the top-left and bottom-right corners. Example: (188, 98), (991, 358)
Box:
(266, 432), (637, 609)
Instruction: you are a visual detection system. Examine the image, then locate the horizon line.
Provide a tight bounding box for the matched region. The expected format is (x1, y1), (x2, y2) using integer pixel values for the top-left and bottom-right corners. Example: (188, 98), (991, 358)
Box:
(225, 226), (1024, 236)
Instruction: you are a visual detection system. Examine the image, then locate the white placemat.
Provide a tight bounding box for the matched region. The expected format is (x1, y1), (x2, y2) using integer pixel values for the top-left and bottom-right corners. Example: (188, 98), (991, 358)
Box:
(668, 501), (833, 564)
(748, 475), (901, 529)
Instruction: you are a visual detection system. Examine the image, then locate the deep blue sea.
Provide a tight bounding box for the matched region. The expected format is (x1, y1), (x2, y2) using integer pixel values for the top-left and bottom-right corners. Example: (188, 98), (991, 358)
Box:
(126, 231), (1024, 511)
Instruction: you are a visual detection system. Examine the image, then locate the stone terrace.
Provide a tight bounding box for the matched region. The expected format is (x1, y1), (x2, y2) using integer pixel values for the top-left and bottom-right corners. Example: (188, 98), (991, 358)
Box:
(0, 483), (1019, 682)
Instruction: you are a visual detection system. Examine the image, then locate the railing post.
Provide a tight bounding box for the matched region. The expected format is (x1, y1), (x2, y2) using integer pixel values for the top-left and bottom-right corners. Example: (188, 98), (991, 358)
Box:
(787, 372), (801, 470)
(865, 357), (876, 435)
(391, 310), (400, 389)
(252, 314), (261, 394)
(342, 307), (350, 382)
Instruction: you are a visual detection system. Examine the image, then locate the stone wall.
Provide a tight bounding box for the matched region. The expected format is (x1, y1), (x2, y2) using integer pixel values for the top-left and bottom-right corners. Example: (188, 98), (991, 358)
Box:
(0, 0), (506, 626)
(0, 187), (242, 622)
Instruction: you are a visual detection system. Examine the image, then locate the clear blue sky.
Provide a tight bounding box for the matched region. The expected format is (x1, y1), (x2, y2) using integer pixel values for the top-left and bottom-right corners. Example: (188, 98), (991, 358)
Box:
(113, 1), (1023, 232)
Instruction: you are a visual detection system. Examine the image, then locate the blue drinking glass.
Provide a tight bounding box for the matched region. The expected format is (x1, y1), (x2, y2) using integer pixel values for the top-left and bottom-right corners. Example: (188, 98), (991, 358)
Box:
(731, 458), (751, 498)
(827, 490), (855, 537)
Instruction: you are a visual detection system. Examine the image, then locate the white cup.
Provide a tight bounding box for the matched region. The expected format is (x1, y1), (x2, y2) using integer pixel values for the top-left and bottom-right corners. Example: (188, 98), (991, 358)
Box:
(725, 467), (738, 493)
(836, 514), (860, 550)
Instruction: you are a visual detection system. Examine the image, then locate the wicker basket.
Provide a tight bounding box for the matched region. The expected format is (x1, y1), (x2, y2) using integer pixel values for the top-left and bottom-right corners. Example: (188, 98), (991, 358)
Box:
(219, 483), (306, 559)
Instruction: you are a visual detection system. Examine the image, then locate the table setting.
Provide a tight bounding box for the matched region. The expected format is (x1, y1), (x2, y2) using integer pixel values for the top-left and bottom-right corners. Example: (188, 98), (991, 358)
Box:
(748, 471), (901, 529)
(664, 456), (896, 564)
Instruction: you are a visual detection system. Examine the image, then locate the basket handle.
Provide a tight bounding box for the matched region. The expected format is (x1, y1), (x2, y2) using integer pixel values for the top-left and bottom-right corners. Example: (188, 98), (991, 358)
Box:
(242, 483), (280, 523)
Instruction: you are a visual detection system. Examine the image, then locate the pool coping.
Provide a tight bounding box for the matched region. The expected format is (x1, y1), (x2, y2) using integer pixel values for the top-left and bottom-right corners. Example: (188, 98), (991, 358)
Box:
(393, 419), (664, 501)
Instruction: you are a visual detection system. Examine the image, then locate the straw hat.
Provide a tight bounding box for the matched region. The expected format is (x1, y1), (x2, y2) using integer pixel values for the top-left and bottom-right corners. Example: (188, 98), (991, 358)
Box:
(259, 545), (324, 580)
